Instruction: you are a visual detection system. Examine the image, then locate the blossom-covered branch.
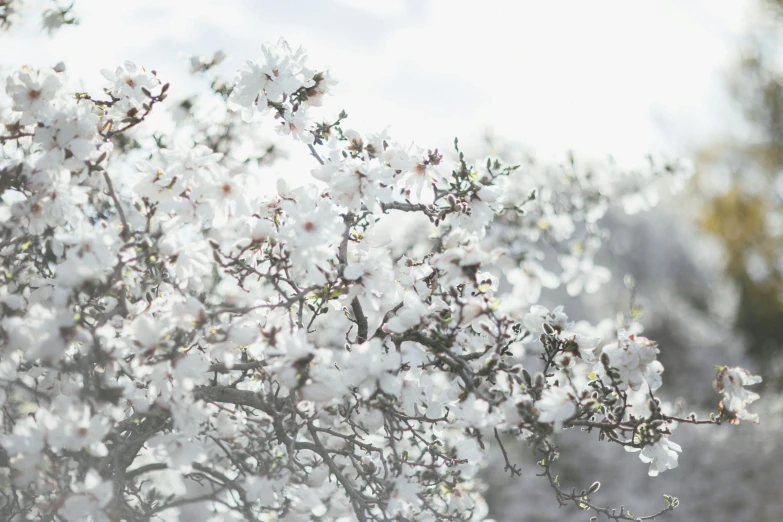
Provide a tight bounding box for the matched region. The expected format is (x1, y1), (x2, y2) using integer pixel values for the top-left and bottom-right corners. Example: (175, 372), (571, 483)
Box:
(0, 35), (761, 522)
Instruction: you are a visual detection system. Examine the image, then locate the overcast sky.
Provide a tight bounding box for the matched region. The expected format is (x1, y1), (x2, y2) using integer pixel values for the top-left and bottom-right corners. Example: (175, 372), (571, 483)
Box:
(0, 0), (756, 166)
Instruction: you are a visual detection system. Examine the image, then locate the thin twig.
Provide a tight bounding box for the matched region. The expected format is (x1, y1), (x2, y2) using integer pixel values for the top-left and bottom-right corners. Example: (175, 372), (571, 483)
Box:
(102, 170), (131, 240)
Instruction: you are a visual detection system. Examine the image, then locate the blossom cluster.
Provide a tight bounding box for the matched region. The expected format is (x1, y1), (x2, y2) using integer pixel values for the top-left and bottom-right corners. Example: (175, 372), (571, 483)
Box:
(228, 38), (335, 143)
(0, 35), (762, 522)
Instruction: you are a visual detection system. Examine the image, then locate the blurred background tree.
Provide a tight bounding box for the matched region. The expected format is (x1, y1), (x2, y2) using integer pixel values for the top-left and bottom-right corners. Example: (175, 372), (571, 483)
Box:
(697, 0), (783, 381)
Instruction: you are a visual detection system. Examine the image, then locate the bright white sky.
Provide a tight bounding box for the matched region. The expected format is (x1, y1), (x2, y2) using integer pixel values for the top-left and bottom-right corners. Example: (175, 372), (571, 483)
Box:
(0, 0), (755, 165)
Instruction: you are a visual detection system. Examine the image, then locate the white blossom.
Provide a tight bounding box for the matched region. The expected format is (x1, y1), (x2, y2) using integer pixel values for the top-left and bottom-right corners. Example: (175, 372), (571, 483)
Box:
(535, 386), (576, 430)
(625, 437), (682, 477)
(597, 329), (664, 391)
(713, 366), (762, 424)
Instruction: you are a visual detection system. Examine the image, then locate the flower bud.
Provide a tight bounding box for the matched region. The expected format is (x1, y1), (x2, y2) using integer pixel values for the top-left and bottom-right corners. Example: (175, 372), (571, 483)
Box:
(212, 50), (227, 65)
(277, 178), (291, 198)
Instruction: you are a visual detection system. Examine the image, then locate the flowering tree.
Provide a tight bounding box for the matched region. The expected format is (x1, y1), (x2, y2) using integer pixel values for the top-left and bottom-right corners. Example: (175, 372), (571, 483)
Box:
(0, 21), (764, 522)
